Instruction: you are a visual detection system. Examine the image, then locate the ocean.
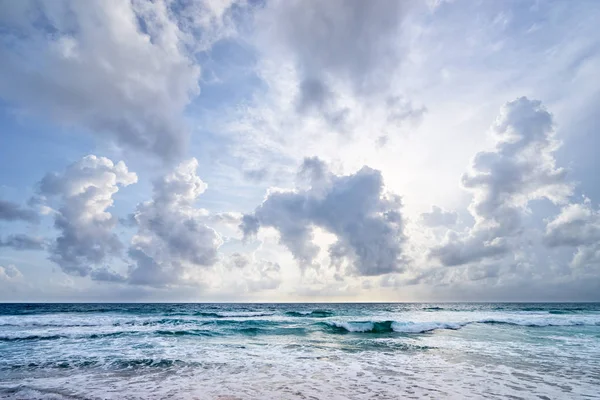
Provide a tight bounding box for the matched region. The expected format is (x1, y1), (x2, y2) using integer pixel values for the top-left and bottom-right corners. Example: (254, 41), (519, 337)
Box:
(0, 303), (599, 399)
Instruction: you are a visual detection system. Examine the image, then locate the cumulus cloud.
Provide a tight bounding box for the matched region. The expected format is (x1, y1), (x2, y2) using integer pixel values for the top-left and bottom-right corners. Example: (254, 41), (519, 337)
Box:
(0, 234), (47, 251)
(39, 155), (137, 276)
(0, 0), (220, 160)
(0, 199), (39, 223)
(128, 158), (223, 286)
(431, 97), (572, 266)
(544, 198), (600, 269)
(241, 157), (405, 276)
(545, 199), (600, 248)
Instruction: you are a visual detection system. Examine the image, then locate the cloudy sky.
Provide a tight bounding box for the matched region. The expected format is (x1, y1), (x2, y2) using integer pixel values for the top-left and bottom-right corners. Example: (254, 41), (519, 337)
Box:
(1, 0), (599, 302)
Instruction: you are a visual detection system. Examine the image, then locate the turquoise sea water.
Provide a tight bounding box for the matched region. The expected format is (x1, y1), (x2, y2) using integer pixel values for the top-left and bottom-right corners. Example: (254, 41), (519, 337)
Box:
(1, 303), (599, 399)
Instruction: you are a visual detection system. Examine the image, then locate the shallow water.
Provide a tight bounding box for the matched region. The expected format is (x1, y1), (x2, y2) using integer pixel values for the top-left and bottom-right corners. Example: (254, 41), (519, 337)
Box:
(1, 303), (599, 399)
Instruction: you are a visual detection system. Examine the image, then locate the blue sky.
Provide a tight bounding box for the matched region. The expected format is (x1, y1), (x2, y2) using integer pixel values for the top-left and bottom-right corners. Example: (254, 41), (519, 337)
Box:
(0, 0), (599, 302)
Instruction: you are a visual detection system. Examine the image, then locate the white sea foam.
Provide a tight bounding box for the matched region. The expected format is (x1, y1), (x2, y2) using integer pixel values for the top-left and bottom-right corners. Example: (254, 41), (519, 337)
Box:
(391, 321), (467, 333)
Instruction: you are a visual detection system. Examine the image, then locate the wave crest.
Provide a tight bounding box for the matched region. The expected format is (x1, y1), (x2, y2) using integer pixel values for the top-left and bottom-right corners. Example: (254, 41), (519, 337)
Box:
(321, 317), (600, 334)
(323, 321), (465, 334)
(285, 310), (334, 318)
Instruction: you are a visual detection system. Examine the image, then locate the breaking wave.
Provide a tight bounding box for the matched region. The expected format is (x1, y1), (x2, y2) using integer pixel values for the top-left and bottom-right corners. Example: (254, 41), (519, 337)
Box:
(322, 321), (465, 334)
(321, 317), (600, 334)
(285, 310), (334, 318)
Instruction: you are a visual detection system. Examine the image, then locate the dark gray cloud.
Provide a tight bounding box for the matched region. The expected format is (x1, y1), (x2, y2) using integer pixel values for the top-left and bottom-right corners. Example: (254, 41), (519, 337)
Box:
(39, 155), (137, 276)
(128, 158), (223, 286)
(295, 78), (351, 130)
(0, 0), (202, 160)
(241, 157), (406, 276)
(296, 78), (332, 113)
(430, 233), (508, 267)
(0, 199), (39, 223)
(90, 267), (127, 283)
(263, 0), (410, 92)
(240, 215), (260, 238)
(257, 0), (424, 134)
(0, 234), (46, 251)
(431, 97), (572, 266)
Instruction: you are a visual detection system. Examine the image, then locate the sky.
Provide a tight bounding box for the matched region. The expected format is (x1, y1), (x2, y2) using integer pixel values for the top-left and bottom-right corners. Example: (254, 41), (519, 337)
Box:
(0, 0), (599, 302)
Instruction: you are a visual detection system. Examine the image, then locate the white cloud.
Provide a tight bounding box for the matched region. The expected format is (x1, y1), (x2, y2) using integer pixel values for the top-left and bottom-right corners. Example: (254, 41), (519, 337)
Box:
(545, 198), (600, 270)
(242, 157), (405, 276)
(0, 0), (219, 160)
(431, 97), (572, 266)
(545, 199), (600, 248)
(39, 155), (137, 276)
(128, 158), (223, 286)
